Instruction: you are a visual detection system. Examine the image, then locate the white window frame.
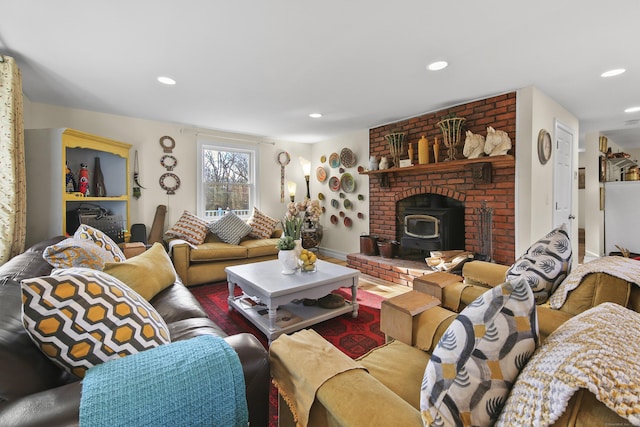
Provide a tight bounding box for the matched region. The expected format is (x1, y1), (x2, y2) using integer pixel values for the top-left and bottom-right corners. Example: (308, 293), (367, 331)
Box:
(196, 139), (258, 221)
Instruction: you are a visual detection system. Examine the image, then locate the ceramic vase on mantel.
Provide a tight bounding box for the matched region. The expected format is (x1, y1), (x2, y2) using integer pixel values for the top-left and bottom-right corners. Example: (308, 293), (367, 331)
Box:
(278, 250), (298, 274)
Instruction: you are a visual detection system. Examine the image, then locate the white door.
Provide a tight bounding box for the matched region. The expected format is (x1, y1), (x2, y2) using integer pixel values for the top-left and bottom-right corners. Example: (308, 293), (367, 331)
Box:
(553, 122), (574, 229)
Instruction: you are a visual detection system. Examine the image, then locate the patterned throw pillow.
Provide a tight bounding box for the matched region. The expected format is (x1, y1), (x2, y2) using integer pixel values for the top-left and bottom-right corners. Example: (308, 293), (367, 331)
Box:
(420, 277), (538, 427)
(21, 269), (171, 379)
(74, 224), (126, 262)
(103, 243), (177, 301)
(208, 213), (252, 245)
(43, 238), (116, 270)
(247, 207), (279, 239)
(505, 224), (572, 304)
(164, 210), (209, 245)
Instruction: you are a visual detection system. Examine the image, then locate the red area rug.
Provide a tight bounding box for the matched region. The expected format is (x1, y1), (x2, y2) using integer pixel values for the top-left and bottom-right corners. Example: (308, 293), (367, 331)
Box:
(190, 281), (385, 427)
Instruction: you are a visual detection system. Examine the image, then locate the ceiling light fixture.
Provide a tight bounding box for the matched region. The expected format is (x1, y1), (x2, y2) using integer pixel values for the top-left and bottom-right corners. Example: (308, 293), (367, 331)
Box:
(601, 68), (625, 78)
(309, 113), (322, 118)
(157, 76), (176, 85)
(624, 106), (640, 113)
(427, 61), (448, 71)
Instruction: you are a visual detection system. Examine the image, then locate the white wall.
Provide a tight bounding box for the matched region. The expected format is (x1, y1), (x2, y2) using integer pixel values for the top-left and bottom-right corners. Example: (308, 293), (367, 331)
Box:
(309, 130), (370, 258)
(23, 99), (311, 236)
(516, 86), (580, 261)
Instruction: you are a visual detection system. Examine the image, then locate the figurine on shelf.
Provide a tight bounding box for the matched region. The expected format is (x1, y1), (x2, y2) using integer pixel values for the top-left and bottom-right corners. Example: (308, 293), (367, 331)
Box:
(484, 126), (512, 156)
(78, 163), (90, 196)
(407, 143), (414, 164)
(65, 162), (76, 193)
(369, 155), (378, 171)
(379, 156), (389, 170)
(463, 130), (486, 159)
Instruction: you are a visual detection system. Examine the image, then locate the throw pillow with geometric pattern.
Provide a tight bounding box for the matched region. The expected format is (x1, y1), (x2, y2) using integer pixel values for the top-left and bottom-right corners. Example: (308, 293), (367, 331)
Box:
(506, 224), (572, 304)
(21, 269), (171, 379)
(164, 210), (209, 245)
(420, 277), (538, 427)
(247, 207), (279, 239)
(74, 223), (126, 262)
(208, 212), (252, 245)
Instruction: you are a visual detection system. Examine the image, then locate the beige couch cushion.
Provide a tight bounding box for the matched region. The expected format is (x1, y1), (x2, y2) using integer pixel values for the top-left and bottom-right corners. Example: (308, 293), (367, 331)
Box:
(189, 242), (247, 261)
(241, 238), (280, 258)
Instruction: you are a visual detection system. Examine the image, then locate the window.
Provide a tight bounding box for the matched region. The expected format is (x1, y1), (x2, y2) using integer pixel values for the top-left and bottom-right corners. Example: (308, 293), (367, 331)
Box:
(197, 141), (257, 221)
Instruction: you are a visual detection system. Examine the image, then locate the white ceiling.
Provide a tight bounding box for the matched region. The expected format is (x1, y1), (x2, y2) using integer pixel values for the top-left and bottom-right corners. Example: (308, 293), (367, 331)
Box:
(2, 1), (640, 148)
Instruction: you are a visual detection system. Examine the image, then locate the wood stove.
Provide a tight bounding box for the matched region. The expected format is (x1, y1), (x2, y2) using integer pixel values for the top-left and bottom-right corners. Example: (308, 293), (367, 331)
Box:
(400, 207), (464, 253)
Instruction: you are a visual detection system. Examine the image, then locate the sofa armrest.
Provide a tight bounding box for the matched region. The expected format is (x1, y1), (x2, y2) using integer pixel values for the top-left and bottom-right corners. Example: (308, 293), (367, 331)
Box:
(313, 369), (422, 427)
(462, 260), (509, 287)
(225, 333), (270, 427)
(169, 242), (191, 284)
(0, 382), (81, 427)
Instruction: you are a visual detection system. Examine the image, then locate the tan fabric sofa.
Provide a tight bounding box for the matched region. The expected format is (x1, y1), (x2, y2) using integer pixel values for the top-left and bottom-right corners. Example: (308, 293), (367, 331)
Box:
(169, 229), (283, 286)
(271, 259), (640, 427)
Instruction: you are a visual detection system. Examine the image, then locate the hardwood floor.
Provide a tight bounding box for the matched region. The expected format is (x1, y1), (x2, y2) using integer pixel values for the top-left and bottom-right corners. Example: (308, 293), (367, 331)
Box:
(318, 253), (411, 299)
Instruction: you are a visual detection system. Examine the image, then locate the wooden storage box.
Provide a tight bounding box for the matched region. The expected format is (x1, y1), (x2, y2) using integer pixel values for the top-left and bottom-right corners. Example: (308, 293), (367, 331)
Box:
(413, 272), (461, 300)
(380, 291), (441, 345)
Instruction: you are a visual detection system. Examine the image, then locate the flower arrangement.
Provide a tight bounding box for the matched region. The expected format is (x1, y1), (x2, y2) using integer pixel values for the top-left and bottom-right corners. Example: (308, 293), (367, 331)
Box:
(284, 199), (322, 239)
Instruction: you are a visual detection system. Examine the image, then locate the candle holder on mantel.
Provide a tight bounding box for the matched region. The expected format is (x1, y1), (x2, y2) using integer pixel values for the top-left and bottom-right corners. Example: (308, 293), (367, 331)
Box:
(384, 131), (406, 168)
(437, 116), (466, 161)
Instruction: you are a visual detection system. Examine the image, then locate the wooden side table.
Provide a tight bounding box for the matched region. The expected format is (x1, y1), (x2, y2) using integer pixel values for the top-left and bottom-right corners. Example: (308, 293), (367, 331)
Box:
(380, 291), (441, 345)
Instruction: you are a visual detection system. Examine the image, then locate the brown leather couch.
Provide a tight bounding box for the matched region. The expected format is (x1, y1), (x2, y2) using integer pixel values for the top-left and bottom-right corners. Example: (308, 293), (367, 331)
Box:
(0, 237), (270, 427)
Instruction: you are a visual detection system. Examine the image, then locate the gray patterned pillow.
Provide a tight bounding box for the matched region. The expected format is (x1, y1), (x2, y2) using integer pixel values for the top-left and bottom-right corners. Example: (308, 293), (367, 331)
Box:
(505, 224), (572, 304)
(208, 213), (252, 245)
(420, 277), (538, 427)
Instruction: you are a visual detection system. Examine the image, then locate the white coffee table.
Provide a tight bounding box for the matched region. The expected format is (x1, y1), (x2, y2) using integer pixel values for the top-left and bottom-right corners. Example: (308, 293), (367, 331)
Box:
(225, 259), (359, 343)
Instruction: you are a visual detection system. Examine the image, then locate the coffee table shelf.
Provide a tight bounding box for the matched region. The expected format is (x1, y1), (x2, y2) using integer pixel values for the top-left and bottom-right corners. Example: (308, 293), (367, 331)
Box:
(228, 297), (357, 342)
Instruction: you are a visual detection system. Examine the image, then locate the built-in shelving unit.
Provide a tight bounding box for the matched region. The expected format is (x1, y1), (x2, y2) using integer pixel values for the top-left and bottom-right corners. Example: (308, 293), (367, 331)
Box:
(24, 128), (131, 247)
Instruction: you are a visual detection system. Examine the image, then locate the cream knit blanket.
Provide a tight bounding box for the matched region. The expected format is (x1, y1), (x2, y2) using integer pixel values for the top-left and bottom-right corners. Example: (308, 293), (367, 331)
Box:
(549, 256), (640, 309)
(496, 303), (640, 426)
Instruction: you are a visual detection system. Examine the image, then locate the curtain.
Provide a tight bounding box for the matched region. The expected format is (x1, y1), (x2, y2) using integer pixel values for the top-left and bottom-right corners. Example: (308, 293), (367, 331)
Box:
(0, 55), (26, 264)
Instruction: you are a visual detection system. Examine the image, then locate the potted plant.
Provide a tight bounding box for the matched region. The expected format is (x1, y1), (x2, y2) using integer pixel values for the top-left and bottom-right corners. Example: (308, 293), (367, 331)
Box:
(277, 236), (298, 274)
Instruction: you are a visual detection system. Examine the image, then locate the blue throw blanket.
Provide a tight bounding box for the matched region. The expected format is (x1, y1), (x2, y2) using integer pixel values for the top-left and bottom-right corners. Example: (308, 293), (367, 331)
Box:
(80, 335), (248, 427)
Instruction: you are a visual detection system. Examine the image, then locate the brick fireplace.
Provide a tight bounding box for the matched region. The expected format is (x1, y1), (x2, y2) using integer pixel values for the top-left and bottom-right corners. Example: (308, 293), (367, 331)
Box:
(347, 93), (517, 286)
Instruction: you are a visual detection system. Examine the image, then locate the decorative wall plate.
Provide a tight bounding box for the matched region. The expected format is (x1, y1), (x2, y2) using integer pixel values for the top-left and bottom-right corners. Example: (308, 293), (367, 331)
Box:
(159, 136), (175, 153)
(159, 172), (180, 194)
(320, 155), (327, 163)
(343, 199), (352, 209)
(316, 166), (327, 182)
(329, 176), (341, 192)
(340, 173), (356, 193)
(340, 148), (356, 168)
(330, 214), (338, 224)
(329, 153), (340, 168)
(331, 199), (339, 208)
(344, 217), (353, 227)
(160, 154), (177, 171)
(318, 192), (325, 200)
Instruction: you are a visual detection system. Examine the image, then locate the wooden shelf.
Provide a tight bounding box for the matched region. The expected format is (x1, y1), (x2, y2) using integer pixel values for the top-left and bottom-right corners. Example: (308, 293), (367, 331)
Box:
(360, 155), (514, 186)
(360, 155), (514, 176)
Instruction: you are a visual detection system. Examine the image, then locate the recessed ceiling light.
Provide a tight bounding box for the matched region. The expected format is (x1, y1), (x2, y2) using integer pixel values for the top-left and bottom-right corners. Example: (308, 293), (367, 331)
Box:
(601, 68), (625, 77)
(427, 61), (448, 71)
(309, 113), (323, 118)
(624, 106), (640, 113)
(157, 76), (176, 85)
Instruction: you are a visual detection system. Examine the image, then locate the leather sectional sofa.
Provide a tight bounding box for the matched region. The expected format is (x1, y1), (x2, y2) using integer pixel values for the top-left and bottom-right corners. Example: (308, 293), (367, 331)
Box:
(0, 236), (270, 427)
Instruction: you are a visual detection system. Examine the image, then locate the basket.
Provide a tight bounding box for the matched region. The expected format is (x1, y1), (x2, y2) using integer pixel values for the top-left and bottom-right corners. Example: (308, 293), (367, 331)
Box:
(78, 213), (126, 243)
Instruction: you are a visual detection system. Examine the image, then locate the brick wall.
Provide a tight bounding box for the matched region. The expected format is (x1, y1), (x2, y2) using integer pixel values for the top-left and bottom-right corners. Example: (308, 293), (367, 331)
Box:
(367, 92), (517, 266)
